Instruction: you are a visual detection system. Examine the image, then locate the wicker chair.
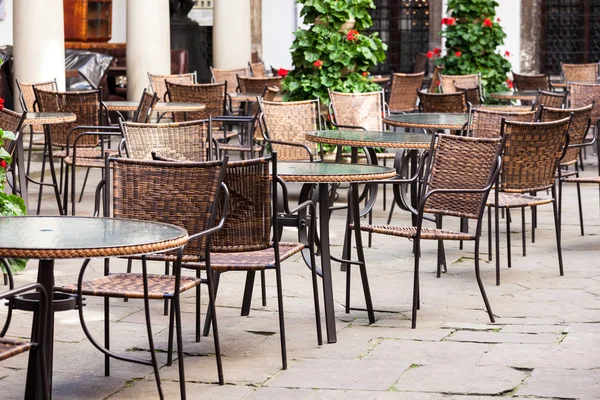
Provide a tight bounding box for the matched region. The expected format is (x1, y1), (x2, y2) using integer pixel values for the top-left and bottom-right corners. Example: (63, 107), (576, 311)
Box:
(512, 72), (550, 91)
(15, 79), (58, 175)
(132, 89), (159, 123)
(538, 104), (594, 236)
(328, 90), (387, 132)
(468, 108), (536, 139)
(534, 90), (568, 110)
(561, 62), (600, 82)
(388, 72), (425, 113)
(56, 155), (229, 395)
(148, 72), (197, 101)
(417, 90), (469, 113)
(428, 65), (444, 92)
(249, 61), (266, 77)
(440, 73), (481, 94)
(185, 154), (321, 369)
(259, 98), (323, 161)
(486, 116), (572, 285)
(237, 76), (283, 93)
(34, 88), (120, 215)
(0, 281), (50, 400)
(453, 82), (483, 105)
(165, 81), (228, 123)
(349, 133), (505, 328)
(210, 66), (248, 91)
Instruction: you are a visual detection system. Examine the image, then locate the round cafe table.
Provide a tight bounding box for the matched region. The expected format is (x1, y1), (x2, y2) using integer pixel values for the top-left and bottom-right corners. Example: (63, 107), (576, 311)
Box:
(384, 113), (469, 131)
(103, 101), (205, 113)
(489, 90), (539, 101)
(0, 216), (188, 399)
(228, 92), (265, 102)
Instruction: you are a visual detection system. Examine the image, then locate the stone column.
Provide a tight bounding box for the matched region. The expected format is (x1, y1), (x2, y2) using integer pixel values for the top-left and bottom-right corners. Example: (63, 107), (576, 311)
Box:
(213, 0), (252, 69)
(126, 0), (171, 101)
(13, 0), (66, 108)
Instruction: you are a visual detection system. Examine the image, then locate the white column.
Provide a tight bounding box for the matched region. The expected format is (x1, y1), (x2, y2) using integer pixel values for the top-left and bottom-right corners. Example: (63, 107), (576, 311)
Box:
(213, 0), (251, 69)
(13, 0), (66, 109)
(126, 0), (171, 101)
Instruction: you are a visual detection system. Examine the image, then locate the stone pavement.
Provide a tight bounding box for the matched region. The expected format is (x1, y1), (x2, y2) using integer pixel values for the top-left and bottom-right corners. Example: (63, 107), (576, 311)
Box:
(1, 152), (599, 399)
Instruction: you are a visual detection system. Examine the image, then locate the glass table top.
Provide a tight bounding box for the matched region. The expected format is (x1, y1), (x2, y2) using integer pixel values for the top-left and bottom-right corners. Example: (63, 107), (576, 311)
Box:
(385, 113), (468, 126)
(307, 130), (432, 146)
(103, 101), (205, 111)
(0, 216), (187, 251)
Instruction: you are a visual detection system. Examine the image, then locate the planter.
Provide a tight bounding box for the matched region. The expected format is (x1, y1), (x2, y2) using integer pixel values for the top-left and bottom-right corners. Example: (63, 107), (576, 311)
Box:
(314, 16), (356, 32)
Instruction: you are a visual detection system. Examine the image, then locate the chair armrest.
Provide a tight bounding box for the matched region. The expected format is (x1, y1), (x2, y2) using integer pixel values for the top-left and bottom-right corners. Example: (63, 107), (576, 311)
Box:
(330, 121), (367, 131)
(263, 138), (314, 162)
(93, 179), (106, 217)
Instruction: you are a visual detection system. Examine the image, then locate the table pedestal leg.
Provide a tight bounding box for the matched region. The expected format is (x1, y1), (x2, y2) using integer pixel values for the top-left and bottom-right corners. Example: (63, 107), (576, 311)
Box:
(318, 182), (337, 343)
(25, 259), (54, 400)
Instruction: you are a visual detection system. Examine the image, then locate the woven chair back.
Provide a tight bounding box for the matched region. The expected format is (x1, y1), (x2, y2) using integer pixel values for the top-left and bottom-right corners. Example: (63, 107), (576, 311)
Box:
(211, 67), (248, 91)
(249, 62), (266, 77)
(238, 76), (283, 93)
(0, 108), (25, 155)
(34, 88), (101, 148)
(148, 72), (196, 101)
(453, 82), (482, 105)
(263, 86), (280, 101)
(16, 79), (58, 133)
(413, 53), (429, 74)
(500, 117), (571, 193)
(211, 157), (272, 252)
(512, 72), (550, 91)
(132, 89), (159, 123)
(535, 90), (567, 109)
(424, 134), (503, 220)
(417, 90), (468, 113)
(329, 90), (385, 131)
(568, 82), (600, 121)
(440, 73), (480, 94)
(260, 99), (320, 161)
(166, 81), (227, 123)
(110, 157), (225, 258)
(538, 104), (593, 166)
(121, 119), (210, 162)
(428, 65), (444, 92)
(469, 108), (536, 139)
(388, 72), (424, 113)
(561, 62), (599, 82)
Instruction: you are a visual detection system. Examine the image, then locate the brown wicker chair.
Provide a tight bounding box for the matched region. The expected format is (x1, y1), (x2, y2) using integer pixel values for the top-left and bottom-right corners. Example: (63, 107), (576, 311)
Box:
(561, 62), (600, 82)
(440, 73), (481, 94)
(534, 90), (568, 110)
(210, 66), (249, 90)
(237, 76), (283, 93)
(417, 90), (469, 113)
(428, 65), (444, 93)
(454, 82), (483, 105)
(249, 61), (266, 77)
(165, 81), (228, 123)
(328, 90), (387, 131)
(186, 154), (321, 369)
(388, 72), (425, 113)
(538, 104), (594, 236)
(0, 281), (50, 400)
(56, 155), (230, 394)
(148, 72), (197, 101)
(486, 116), (572, 285)
(15, 79), (58, 175)
(0, 108), (26, 201)
(349, 133), (505, 328)
(468, 108), (536, 139)
(132, 89), (159, 123)
(259, 98), (323, 161)
(512, 72), (550, 91)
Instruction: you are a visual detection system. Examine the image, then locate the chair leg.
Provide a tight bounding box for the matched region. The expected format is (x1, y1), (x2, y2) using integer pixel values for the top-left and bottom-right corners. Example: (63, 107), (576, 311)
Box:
(521, 208), (526, 257)
(386, 200), (396, 225)
(308, 218), (323, 346)
(487, 206), (492, 262)
(474, 238), (495, 323)
(195, 269), (201, 343)
(205, 268), (224, 384)
(576, 182), (584, 236)
(78, 167), (91, 203)
(506, 208), (512, 269)
(203, 272), (220, 337)
(240, 271), (255, 316)
(36, 144), (48, 215)
(495, 204), (501, 286)
(174, 291), (187, 399)
(411, 237), (421, 329)
(141, 257), (164, 399)
(26, 127), (35, 176)
(552, 187), (564, 276)
(436, 215), (445, 278)
(260, 270), (267, 307)
(164, 261), (170, 316)
(167, 296), (176, 366)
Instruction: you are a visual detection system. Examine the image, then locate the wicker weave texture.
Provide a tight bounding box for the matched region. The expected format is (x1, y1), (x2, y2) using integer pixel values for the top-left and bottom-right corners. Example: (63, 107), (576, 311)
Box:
(425, 134), (501, 219)
(166, 81), (226, 123)
(0, 108), (23, 154)
(353, 224), (476, 241)
(538, 104), (593, 166)
(238, 76), (283, 93)
(212, 158), (271, 252)
(261, 100), (319, 160)
(329, 90), (384, 131)
(501, 118), (570, 193)
(0, 338), (32, 361)
(440, 73), (479, 94)
(122, 120), (209, 161)
(562, 63), (599, 82)
(536, 90), (567, 109)
(388, 72), (424, 113)
(512, 73), (550, 91)
(211, 67), (248, 90)
(568, 83), (600, 121)
(112, 158), (222, 257)
(453, 82), (482, 105)
(35, 88), (100, 148)
(249, 62), (266, 77)
(17, 79), (57, 133)
(134, 90), (159, 123)
(469, 108), (536, 139)
(418, 91), (468, 113)
(429, 65), (444, 92)
(148, 72), (196, 101)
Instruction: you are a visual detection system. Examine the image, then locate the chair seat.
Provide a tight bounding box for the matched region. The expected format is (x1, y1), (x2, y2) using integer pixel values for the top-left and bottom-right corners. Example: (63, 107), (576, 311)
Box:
(486, 192), (553, 208)
(350, 224), (476, 241)
(32, 138), (45, 146)
(64, 156), (111, 168)
(57, 273), (201, 300)
(54, 148), (119, 160)
(564, 176), (600, 184)
(218, 143), (264, 153)
(0, 337), (32, 361)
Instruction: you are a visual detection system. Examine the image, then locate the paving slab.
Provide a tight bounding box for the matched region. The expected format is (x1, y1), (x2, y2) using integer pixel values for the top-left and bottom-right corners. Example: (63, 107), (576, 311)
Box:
(364, 339), (491, 365)
(444, 330), (562, 344)
(517, 368), (600, 398)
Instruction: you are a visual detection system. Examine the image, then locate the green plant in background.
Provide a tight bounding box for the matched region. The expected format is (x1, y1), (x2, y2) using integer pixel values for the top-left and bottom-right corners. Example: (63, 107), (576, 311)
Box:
(282, 0), (387, 105)
(437, 0), (512, 99)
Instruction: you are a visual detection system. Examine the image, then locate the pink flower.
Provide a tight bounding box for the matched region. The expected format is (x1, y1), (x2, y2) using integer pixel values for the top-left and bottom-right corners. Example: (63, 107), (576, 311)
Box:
(313, 60), (324, 69)
(455, 51), (462, 57)
(0, 160), (6, 169)
(505, 50), (510, 57)
(441, 17), (448, 25)
(483, 18), (493, 27)
(362, 71), (368, 77)
(447, 17), (456, 26)
(433, 48), (441, 54)
(427, 51), (434, 59)
(277, 68), (289, 77)
(506, 79), (514, 89)
(347, 30), (359, 41)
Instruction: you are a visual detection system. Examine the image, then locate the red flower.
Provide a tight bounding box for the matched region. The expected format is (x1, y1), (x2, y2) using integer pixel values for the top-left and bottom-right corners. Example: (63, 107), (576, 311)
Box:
(277, 68), (289, 77)
(0, 160), (6, 169)
(0, 98), (4, 111)
(427, 51), (434, 59)
(347, 30), (359, 41)
(483, 18), (493, 27)
(441, 17), (448, 25)
(433, 48), (441, 54)
(496, 17), (501, 22)
(362, 71), (368, 77)
(455, 51), (462, 57)
(506, 79), (514, 89)
(313, 60), (324, 69)
(447, 17), (456, 26)
(505, 50), (511, 57)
